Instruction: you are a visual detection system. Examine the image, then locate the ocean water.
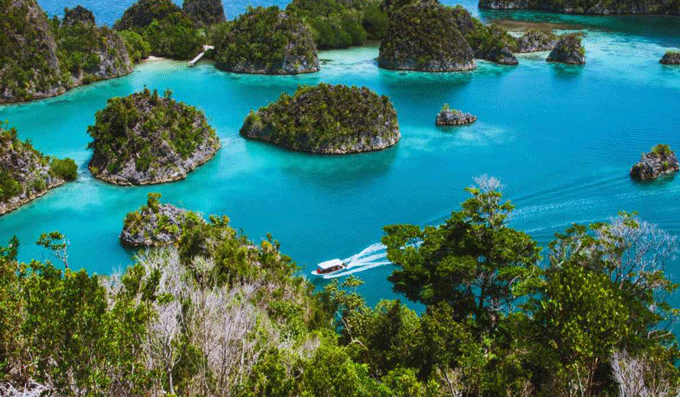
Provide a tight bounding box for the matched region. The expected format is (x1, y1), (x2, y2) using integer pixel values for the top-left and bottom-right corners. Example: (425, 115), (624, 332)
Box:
(3, 2), (680, 304)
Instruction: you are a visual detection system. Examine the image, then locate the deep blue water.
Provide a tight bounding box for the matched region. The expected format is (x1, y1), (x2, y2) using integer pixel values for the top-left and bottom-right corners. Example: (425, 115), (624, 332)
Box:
(3, 1), (680, 304)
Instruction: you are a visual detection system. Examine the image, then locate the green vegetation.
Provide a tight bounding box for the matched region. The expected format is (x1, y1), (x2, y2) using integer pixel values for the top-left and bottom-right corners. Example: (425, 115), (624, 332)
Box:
(479, 0), (680, 14)
(286, 0), (387, 49)
(2, 178), (680, 396)
(212, 6), (319, 74)
(113, 0), (204, 60)
(378, 0), (475, 71)
(651, 143), (674, 157)
(0, 0), (132, 103)
(183, 0), (226, 26)
(240, 83), (400, 154)
(118, 30), (151, 62)
(0, 123), (77, 207)
(87, 88), (220, 184)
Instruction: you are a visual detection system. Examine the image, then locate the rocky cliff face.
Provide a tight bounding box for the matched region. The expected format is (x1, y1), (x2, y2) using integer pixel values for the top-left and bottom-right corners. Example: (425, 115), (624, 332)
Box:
(240, 83), (400, 154)
(88, 89), (220, 186)
(379, 1), (476, 71)
(436, 108), (477, 126)
(479, 0), (679, 14)
(660, 51), (680, 65)
(516, 29), (558, 53)
(183, 0), (226, 25)
(0, 126), (77, 215)
(630, 145), (680, 181)
(547, 34), (586, 64)
(450, 5), (518, 65)
(214, 7), (319, 75)
(0, 1), (133, 104)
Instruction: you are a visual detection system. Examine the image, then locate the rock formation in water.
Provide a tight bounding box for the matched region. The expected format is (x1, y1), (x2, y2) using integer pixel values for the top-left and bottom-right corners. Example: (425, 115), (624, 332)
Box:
(660, 51), (680, 65)
(213, 6), (319, 75)
(478, 0), (679, 15)
(0, 0), (132, 104)
(120, 193), (202, 247)
(0, 125), (77, 215)
(183, 0), (226, 25)
(436, 106), (477, 126)
(113, 0), (184, 30)
(516, 29), (558, 52)
(87, 89), (220, 186)
(451, 5), (518, 65)
(630, 144), (680, 181)
(379, 0), (476, 71)
(547, 34), (586, 64)
(240, 83), (400, 154)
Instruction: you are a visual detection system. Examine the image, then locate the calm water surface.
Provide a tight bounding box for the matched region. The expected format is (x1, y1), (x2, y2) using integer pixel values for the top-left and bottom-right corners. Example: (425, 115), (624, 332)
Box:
(3, 2), (680, 304)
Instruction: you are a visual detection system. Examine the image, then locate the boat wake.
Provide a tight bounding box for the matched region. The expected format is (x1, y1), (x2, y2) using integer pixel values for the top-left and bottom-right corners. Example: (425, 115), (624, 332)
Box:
(318, 243), (392, 279)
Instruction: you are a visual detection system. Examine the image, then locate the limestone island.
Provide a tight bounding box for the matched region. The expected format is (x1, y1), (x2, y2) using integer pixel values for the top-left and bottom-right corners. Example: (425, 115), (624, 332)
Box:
(436, 105), (477, 126)
(630, 144), (680, 181)
(451, 5), (519, 65)
(0, 125), (77, 215)
(379, 1), (476, 71)
(240, 83), (400, 154)
(515, 29), (558, 53)
(183, 0), (226, 26)
(660, 51), (680, 65)
(113, 0), (207, 60)
(87, 89), (220, 186)
(547, 34), (586, 64)
(1, 0), (132, 104)
(213, 6), (319, 74)
(120, 193), (203, 247)
(478, 0), (679, 15)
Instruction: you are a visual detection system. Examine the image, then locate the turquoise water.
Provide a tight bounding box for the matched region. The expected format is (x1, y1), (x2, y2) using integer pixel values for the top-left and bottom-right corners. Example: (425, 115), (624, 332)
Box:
(2, 6), (680, 304)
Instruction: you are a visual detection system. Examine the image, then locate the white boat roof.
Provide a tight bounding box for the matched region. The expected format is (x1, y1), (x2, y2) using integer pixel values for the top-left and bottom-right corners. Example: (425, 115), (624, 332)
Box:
(317, 259), (343, 270)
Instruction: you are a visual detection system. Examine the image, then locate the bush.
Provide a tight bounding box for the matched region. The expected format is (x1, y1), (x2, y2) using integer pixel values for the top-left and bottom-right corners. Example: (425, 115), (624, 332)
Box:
(118, 30), (151, 62)
(50, 158), (78, 181)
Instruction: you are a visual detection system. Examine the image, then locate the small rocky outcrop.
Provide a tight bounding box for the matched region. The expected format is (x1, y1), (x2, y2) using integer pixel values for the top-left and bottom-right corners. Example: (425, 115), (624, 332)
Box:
(87, 89), (220, 186)
(120, 193), (200, 247)
(0, 125), (77, 216)
(213, 6), (319, 75)
(0, 0), (132, 104)
(660, 51), (680, 65)
(379, 0), (476, 72)
(183, 0), (226, 25)
(630, 144), (680, 181)
(516, 29), (558, 52)
(547, 34), (586, 64)
(478, 0), (680, 15)
(240, 83), (400, 154)
(436, 106), (477, 126)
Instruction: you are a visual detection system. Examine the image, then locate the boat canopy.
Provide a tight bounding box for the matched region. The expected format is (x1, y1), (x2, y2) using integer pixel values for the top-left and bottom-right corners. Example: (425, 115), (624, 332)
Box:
(317, 259), (343, 270)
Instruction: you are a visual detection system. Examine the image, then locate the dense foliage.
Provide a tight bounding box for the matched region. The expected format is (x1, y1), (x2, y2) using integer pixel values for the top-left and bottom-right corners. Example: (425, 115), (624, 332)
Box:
(183, 0), (226, 26)
(0, 124), (77, 208)
(121, 192), (198, 247)
(286, 0), (387, 49)
(113, 0), (204, 60)
(87, 88), (220, 185)
(240, 83), (400, 154)
(478, 0), (680, 14)
(451, 5), (518, 64)
(213, 6), (319, 74)
(2, 177), (680, 396)
(378, 0), (475, 71)
(0, 0), (132, 103)
(118, 30), (151, 63)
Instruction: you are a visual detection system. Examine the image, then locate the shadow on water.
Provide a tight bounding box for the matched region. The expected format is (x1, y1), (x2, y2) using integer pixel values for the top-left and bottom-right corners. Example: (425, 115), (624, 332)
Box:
(252, 142), (400, 191)
(550, 62), (586, 80)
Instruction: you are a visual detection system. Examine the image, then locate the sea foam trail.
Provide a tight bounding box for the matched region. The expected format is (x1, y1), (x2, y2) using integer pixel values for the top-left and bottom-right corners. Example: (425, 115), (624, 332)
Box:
(316, 243), (392, 279)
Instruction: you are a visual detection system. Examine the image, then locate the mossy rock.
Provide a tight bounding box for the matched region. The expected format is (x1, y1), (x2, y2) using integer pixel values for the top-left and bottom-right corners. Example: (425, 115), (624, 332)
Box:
(213, 6), (319, 75)
(547, 33), (586, 64)
(660, 50), (680, 65)
(379, 0), (476, 72)
(183, 0), (226, 25)
(113, 0), (184, 30)
(240, 83), (400, 154)
(630, 144), (680, 181)
(87, 88), (220, 186)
